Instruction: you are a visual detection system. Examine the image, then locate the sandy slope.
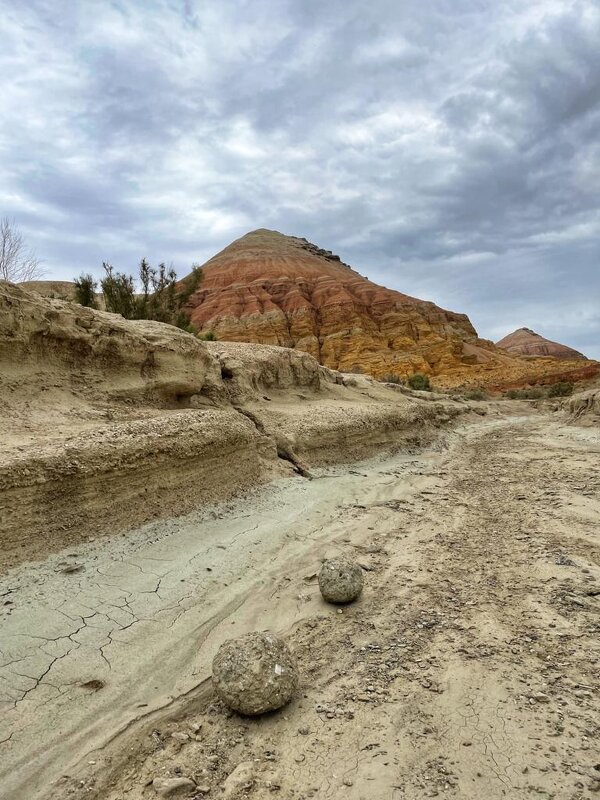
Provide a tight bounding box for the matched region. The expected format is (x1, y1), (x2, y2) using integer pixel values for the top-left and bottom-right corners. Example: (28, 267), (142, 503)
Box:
(1, 411), (598, 800)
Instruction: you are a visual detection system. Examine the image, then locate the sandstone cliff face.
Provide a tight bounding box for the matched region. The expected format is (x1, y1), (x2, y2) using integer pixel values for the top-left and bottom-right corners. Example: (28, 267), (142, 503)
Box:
(184, 229), (597, 388)
(19, 280), (107, 309)
(496, 328), (586, 360)
(0, 280), (222, 418)
(19, 280), (78, 301)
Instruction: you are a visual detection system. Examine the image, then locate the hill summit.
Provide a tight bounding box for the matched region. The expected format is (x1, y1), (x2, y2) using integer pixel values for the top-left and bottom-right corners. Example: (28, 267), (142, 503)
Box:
(182, 229), (596, 388)
(496, 327), (586, 361)
(184, 229), (502, 382)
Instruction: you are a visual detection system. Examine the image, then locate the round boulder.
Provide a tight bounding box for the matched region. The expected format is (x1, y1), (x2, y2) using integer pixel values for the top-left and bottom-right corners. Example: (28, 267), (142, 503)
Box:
(318, 557), (363, 604)
(212, 631), (298, 715)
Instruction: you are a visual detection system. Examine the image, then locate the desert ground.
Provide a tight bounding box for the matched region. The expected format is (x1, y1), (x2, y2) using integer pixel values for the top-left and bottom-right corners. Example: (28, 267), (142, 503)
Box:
(1, 284), (599, 800)
(1, 408), (599, 800)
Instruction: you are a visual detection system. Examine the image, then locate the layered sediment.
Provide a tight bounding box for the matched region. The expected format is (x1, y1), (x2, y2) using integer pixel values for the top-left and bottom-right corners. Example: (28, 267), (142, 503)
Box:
(183, 229), (597, 388)
(496, 327), (586, 360)
(0, 281), (465, 569)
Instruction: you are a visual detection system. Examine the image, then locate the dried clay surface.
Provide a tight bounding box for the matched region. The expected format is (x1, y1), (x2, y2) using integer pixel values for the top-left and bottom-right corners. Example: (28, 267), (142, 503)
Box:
(1, 415), (599, 800)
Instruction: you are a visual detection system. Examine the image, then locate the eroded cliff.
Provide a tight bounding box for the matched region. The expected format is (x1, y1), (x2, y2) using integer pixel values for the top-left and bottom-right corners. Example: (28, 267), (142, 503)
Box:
(496, 327), (587, 360)
(184, 229), (597, 388)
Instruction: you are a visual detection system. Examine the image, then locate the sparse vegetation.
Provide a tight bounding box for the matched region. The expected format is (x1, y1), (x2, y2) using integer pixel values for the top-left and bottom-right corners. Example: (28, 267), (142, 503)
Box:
(177, 264), (204, 306)
(382, 373), (402, 384)
(547, 381), (574, 398)
(407, 372), (431, 391)
(101, 263), (137, 319)
(505, 381), (575, 400)
(95, 259), (202, 331)
(464, 389), (488, 401)
(199, 331), (217, 341)
(505, 387), (545, 400)
(0, 217), (44, 282)
(73, 273), (98, 308)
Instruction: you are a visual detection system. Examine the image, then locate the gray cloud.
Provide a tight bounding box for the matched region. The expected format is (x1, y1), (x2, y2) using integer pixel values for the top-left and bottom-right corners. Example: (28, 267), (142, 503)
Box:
(0, 0), (598, 357)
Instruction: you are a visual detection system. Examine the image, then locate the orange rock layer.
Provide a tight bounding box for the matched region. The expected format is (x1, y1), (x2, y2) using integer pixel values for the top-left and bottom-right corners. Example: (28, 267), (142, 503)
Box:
(496, 327), (586, 360)
(184, 230), (598, 389)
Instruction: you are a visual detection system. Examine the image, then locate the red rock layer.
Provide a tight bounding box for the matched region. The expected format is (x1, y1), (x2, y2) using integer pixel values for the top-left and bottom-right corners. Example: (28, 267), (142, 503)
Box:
(185, 229), (499, 378)
(496, 328), (586, 360)
(183, 229), (597, 388)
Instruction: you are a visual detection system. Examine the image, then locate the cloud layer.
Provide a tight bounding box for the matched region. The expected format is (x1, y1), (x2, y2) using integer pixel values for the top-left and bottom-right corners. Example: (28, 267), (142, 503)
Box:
(1, 0), (598, 356)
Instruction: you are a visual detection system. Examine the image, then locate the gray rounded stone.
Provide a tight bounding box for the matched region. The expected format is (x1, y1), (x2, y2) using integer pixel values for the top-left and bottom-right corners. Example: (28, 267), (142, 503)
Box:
(212, 631), (298, 715)
(318, 558), (364, 604)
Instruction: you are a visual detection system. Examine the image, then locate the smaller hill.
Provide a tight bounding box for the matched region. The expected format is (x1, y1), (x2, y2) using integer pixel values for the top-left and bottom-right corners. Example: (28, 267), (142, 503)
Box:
(19, 280), (77, 301)
(19, 280), (106, 310)
(496, 328), (586, 361)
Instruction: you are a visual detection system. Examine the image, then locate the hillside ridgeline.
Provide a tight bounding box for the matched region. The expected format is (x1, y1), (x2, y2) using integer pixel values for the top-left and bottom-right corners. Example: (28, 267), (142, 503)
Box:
(183, 229), (597, 388)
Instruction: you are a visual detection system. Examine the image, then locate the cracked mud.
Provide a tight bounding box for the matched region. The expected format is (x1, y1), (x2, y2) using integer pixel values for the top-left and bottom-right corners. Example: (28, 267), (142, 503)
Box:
(1, 414), (599, 800)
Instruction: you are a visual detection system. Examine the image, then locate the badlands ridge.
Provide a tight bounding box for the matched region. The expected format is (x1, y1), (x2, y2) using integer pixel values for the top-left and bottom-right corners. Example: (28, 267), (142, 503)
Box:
(183, 229), (597, 389)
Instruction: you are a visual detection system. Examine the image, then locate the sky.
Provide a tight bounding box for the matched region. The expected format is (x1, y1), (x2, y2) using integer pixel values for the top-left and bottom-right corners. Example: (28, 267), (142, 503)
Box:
(1, 0), (599, 357)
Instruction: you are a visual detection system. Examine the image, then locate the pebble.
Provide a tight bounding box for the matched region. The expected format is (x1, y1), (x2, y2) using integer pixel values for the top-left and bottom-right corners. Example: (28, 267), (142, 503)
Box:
(222, 761), (255, 798)
(152, 776), (195, 797)
(532, 692), (550, 703)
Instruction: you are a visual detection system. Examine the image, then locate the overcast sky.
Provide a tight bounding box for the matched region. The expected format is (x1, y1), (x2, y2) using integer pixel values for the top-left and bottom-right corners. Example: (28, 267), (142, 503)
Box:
(1, 0), (598, 357)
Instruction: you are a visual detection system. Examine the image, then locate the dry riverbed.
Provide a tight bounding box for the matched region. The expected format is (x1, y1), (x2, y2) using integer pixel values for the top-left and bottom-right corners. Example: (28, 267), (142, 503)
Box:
(1, 413), (599, 800)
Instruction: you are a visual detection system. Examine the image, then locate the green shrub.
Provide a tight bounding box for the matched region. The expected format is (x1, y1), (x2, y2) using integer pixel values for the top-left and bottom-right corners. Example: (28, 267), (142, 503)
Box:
(504, 387), (544, 400)
(547, 381), (574, 398)
(101, 263), (136, 318)
(465, 389), (487, 401)
(98, 259), (201, 331)
(407, 373), (431, 391)
(173, 313), (198, 334)
(382, 373), (402, 384)
(73, 273), (98, 308)
(524, 388), (544, 399)
(177, 265), (203, 306)
(198, 331), (217, 341)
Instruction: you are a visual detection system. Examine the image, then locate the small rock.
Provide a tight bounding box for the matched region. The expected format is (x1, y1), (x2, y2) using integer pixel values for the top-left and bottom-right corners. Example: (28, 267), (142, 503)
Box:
(60, 563), (85, 574)
(152, 777), (195, 797)
(532, 692), (550, 703)
(171, 732), (190, 743)
(223, 762), (255, 797)
(318, 558), (363, 604)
